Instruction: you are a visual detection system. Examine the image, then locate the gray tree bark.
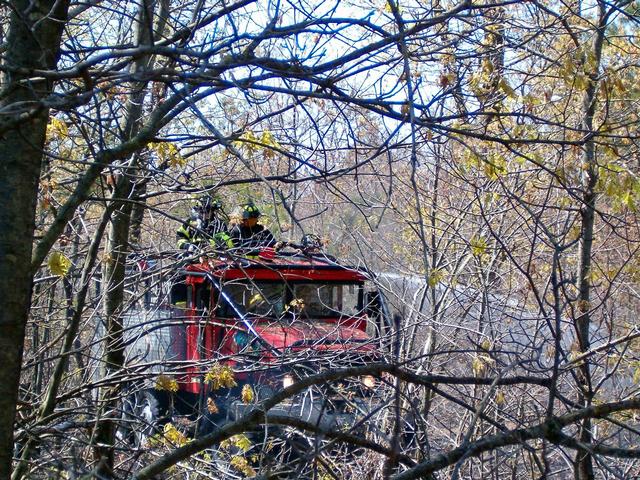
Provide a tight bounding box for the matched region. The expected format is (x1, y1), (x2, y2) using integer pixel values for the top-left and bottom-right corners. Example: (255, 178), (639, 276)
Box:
(574, 3), (606, 478)
(94, 179), (134, 476)
(93, 1), (168, 474)
(0, 1), (69, 477)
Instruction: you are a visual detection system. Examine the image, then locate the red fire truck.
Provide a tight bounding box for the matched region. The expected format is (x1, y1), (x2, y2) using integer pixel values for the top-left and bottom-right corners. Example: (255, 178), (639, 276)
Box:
(122, 242), (390, 439)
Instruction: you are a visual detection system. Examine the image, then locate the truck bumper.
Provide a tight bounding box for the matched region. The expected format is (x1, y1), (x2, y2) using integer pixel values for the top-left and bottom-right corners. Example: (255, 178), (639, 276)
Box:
(228, 398), (377, 431)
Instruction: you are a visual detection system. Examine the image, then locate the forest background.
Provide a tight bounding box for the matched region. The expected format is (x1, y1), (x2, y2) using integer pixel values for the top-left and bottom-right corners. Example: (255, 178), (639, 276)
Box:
(1, 0), (640, 478)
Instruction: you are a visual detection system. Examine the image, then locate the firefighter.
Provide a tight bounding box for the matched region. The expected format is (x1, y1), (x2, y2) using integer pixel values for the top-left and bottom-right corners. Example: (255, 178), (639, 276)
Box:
(228, 202), (276, 251)
(176, 195), (231, 252)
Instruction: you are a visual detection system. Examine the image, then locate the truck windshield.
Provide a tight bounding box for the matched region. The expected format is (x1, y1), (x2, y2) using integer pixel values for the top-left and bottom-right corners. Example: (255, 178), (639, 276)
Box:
(219, 281), (362, 319)
(292, 283), (361, 318)
(221, 281), (286, 318)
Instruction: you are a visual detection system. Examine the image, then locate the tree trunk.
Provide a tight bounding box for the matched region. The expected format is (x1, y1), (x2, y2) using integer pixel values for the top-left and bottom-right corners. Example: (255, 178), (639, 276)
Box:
(0, 1), (69, 477)
(92, 1), (168, 474)
(573, 3), (606, 478)
(93, 180), (134, 476)
(12, 205), (114, 480)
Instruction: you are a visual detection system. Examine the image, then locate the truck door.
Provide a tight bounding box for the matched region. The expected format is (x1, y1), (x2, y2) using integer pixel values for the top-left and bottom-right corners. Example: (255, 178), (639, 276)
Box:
(195, 282), (215, 358)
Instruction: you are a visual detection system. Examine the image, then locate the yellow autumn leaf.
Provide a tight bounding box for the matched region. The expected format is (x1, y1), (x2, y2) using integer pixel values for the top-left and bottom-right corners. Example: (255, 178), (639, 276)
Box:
(204, 363), (237, 390)
(428, 268), (445, 287)
(163, 423), (189, 446)
(498, 77), (516, 98)
(612, 75), (626, 95)
(241, 384), (255, 404)
(148, 142), (186, 168)
(460, 150), (481, 172)
(234, 130), (259, 154)
(472, 354), (494, 376)
(260, 130), (280, 149)
(46, 117), (68, 141)
(154, 374), (178, 392)
(230, 455), (255, 477)
(221, 434), (252, 452)
(483, 153), (507, 180)
(440, 51), (455, 66)
(574, 73), (590, 91)
(468, 72), (489, 97)
(472, 356), (486, 376)
(384, 0), (402, 14)
(261, 130), (281, 159)
(234, 434), (252, 452)
(481, 58), (494, 74)
(470, 236), (488, 257)
(48, 251), (71, 277)
(495, 390), (505, 405)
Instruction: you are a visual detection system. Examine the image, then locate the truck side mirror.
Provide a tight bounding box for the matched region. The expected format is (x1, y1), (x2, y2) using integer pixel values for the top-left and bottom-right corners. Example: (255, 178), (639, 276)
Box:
(365, 291), (381, 318)
(365, 290), (393, 352)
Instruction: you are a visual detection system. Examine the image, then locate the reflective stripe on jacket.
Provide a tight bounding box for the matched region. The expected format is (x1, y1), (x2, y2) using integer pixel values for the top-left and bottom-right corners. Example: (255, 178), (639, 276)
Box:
(176, 218), (227, 249)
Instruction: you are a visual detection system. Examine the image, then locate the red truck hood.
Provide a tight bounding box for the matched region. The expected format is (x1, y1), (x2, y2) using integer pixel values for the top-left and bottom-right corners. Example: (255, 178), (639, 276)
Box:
(253, 321), (371, 351)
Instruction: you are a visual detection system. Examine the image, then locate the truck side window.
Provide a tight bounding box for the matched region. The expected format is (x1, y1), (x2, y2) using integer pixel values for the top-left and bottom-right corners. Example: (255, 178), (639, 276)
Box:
(195, 284), (212, 311)
(170, 282), (188, 308)
(342, 283), (362, 316)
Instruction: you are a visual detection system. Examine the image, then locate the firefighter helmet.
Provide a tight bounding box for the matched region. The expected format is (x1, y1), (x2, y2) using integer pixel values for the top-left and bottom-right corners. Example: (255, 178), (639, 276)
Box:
(193, 194), (222, 217)
(241, 202), (261, 219)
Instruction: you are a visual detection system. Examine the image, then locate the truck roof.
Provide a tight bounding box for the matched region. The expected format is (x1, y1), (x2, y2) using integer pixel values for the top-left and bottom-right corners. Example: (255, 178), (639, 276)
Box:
(186, 250), (369, 282)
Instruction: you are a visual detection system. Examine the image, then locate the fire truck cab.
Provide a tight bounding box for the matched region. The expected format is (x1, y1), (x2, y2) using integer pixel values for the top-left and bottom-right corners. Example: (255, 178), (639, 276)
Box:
(124, 246), (390, 436)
